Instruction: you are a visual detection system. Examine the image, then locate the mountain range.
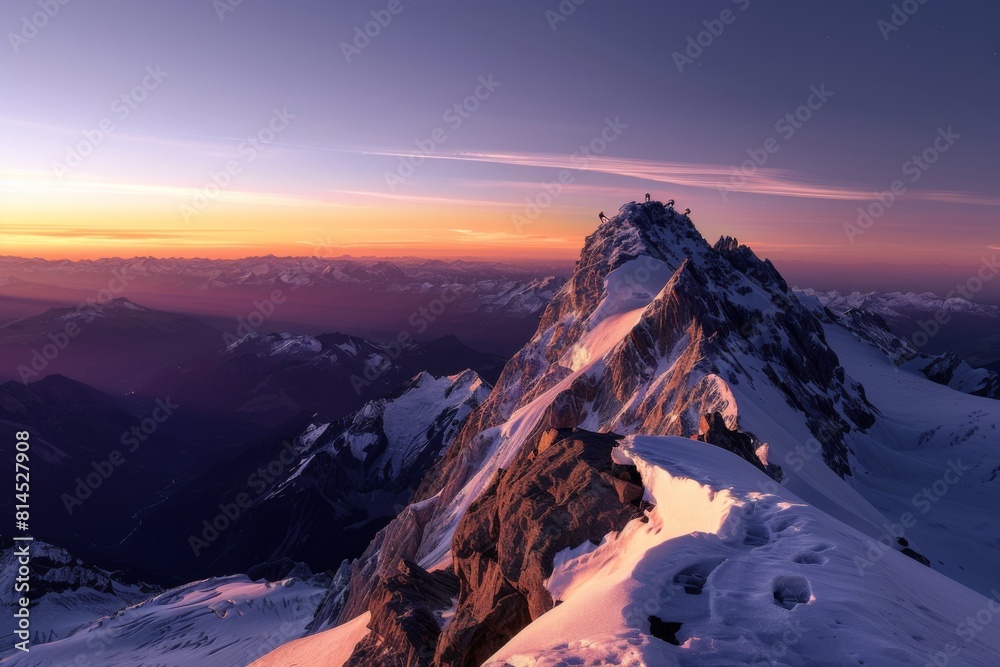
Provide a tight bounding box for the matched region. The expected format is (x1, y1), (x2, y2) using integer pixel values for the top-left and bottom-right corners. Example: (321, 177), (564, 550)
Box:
(0, 256), (568, 356)
(4, 200), (1000, 666)
(803, 288), (1000, 373)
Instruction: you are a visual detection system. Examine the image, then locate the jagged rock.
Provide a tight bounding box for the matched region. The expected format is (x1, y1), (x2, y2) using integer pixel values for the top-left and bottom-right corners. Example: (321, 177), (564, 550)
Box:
(304, 559), (353, 634)
(433, 428), (644, 667)
(345, 561), (459, 667)
(338, 499), (438, 624)
(696, 411), (782, 481)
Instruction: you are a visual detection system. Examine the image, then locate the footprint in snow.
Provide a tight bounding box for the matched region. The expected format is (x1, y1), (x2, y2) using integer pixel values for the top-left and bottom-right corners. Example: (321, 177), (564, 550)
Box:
(773, 575), (812, 610)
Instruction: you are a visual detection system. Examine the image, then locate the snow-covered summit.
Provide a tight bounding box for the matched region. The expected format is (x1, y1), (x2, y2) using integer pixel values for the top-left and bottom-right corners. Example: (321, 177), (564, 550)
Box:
(295, 198), (1000, 666)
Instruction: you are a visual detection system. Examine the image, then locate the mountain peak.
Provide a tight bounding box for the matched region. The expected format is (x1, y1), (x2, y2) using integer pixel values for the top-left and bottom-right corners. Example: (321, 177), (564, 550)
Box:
(586, 200), (707, 273)
(101, 297), (146, 311)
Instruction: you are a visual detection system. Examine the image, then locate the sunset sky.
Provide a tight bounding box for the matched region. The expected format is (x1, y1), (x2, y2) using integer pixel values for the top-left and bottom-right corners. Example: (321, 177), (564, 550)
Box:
(1, 0), (997, 267)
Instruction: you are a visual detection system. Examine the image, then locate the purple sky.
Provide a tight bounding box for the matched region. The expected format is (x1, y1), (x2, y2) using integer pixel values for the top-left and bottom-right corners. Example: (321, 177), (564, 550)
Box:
(1, 0), (997, 281)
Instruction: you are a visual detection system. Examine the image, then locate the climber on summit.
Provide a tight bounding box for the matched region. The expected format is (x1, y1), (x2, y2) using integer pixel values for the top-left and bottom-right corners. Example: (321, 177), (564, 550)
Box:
(599, 212), (610, 223)
(684, 208), (691, 215)
(667, 199), (675, 209)
(645, 193), (651, 203)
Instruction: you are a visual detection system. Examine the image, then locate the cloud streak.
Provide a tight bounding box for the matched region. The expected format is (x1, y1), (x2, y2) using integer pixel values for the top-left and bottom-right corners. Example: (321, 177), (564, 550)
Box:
(358, 149), (1000, 206)
(325, 189), (522, 208)
(0, 170), (332, 209)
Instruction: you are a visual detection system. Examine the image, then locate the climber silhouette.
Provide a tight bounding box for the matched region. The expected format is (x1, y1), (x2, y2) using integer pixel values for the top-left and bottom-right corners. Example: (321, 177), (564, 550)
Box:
(645, 193), (651, 203)
(684, 208), (691, 215)
(599, 212), (610, 223)
(666, 199), (675, 209)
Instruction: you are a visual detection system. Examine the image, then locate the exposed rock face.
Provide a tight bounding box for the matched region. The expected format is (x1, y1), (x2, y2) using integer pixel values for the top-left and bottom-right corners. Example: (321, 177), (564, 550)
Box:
(344, 561), (459, 667)
(920, 351), (1000, 398)
(922, 351), (965, 385)
(696, 411), (782, 481)
(341, 428), (644, 666)
(434, 428), (644, 666)
(336, 498), (439, 625)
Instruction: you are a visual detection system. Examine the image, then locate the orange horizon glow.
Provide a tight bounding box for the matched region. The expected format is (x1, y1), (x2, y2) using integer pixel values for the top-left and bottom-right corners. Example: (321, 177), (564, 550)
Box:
(2, 165), (997, 267)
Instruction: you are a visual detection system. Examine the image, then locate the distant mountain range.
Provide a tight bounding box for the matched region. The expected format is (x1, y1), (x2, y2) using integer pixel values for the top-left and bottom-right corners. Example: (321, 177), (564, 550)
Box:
(0, 255), (570, 292)
(122, 370), (491, 584)
(801, 288), (1000, 318)
(138, 329), (505, 432)
(803, 288), (1000, 372)
(0, 297), (220, 393)
(0, 256), (568, 355)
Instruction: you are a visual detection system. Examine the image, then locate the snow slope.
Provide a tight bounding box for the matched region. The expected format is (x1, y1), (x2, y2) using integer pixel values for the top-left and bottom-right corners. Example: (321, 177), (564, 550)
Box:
(487, 436), (1000, 667)
(0, 575), (327, 667)
(249, 611), (371, 667)
(0, 542), (153, 656)
(823, 322), (1000, 594)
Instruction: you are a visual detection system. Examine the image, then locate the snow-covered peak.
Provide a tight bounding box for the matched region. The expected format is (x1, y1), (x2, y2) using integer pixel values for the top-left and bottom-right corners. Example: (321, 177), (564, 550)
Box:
(101, 296), (146, 311)
(224, 331), (323, 357)
(325, 370), (491, 469)
(253, 199), (1000, 666)
(800, 287), (1000, 318)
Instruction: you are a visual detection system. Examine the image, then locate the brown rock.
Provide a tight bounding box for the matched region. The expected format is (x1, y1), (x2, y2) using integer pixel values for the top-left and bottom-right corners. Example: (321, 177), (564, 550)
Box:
(434, 428), (644, 667)
(345, 560), (459, 667)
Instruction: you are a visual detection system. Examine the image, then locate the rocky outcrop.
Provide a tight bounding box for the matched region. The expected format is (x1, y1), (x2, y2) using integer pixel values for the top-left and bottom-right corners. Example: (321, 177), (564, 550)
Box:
(339, 428), (645, 667)
(696, 411), (782, 481)
(922, 351), (964, 386)
(434, 428), (644, 667)
(920, 351), (1000, 398)
(344, 561), (459, 667)
(336, 499), (439, 624)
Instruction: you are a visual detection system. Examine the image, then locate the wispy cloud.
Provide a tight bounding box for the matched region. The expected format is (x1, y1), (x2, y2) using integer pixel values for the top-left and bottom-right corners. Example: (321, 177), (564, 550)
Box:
(912, 192), (1000, 207)
(448, 178), (643, 198)
(294, 228), (570, 250)
(354, 149), (1000, 206)
(325, 189), (522, 208)
(0, 170), (331, 209)
(448, 228), (568, 244)
(0, 117), (327, 160)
